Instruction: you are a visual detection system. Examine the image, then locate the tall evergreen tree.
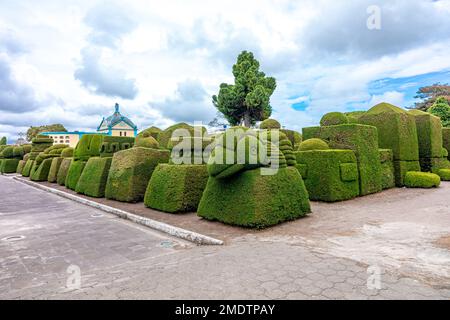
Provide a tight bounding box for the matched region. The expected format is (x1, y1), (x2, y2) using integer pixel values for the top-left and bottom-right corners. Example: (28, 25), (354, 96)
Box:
(428, 96), (450, 127)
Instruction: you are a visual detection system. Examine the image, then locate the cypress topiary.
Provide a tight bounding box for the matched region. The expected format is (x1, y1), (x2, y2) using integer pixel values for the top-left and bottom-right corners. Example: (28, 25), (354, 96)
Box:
(320, 112), (349, 127)
(404, 171), (440, 188)
(57, 158), (72, 186)
(260, 119), (281, 130)
(298, 139), (329, 152)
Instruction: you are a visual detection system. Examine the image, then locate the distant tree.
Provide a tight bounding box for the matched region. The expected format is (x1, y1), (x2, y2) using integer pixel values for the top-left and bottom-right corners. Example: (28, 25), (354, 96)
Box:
(428, 96), (450, 128)
(413, 83), (450, 111)
(208, 112), (228, 128)
(0, 136), (6, 145)
(26, 124), (67, 141)
(212, 51), (276, 127)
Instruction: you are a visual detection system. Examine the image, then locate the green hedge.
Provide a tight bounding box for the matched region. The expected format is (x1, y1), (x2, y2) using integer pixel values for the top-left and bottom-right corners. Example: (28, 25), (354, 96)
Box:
(138, 126), (162, 141)
(21, 159), (34, 177)
(48, 157), (63, 183)
(65, 160), (87, 190)
(359, 103), (419, 161)
(443, 128), (450, 161)
(74, 134), (104, 161)
(135, 135), (159, 149)
(1, 146), (14, 158)
(320, 112), (349, 127)
(1, 159), (19, 173)
(197, 167), (311, 228)
(404, 171), (440, 188)
(298, 138), (329, 151)
(158, 123), (206, 149)
(295, 149), (359, 202)
(105, 147), (170, 202)
(394, 161), (422, 186)
(303, 123), (382, 195)
(57, 158), (72, 186)
(144, 164), (209, 213)
(13, 146), (24, 158)
(100, 136), (134, 157)
(30, 158), (53, 181)
(379, 149), (395, 190)
(16, 160), (26, 174)
(61, 147), (74, 158)
(260, 119), (281, 129)
(75, 157), (112, 198)
(438, 169), (450, 181)
(281, 129), (302, 151)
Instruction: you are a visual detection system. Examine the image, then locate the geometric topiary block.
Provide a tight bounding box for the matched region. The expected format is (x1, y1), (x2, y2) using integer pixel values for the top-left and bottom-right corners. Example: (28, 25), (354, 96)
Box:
(409, 110), (443, 159)
(48, 157), (63, 183)
(197, 167), (311, 228)
(1, 159), (19, 173)
(404, 171), (440, 188)
(379, 149), (395, 190)
(303, 123), (382, 196)
(100, 136), (135, 158)
(57, 158), (73, 186)
(393, 160), (421, 186)
(75, 157), (112, 198)
(74, 134), (105, 161)
(438, 168), (450, 181)
(65, 160), (87, 190)
(105, 147), (170, 203)
(144, 164), (209, 213)
(16, 160), (26, 174)
(30, 158), (53, 181)
(295, 150), (359, 202)
(359, 103), (419, 161)
(443, 128), (450, 161)
(21, 159), (35, 177)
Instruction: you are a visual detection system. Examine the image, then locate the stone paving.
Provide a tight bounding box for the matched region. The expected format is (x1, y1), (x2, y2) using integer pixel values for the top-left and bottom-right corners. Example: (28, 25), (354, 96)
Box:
(1, 175), (450, 299)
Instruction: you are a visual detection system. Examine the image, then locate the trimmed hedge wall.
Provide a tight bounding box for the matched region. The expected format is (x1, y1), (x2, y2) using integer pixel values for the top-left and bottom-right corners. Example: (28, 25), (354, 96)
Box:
(303, 123), (382, 195)
(320, 112), (349, 127)
(443, 128), (450, 161)
(30, 158), (53, 181)
(61, 147), (74, 158)
(158, 123), (206, 149)
(100, 136), (134, 157)
(438, 169), (450, 181)
(298, 138), (329, 151)
(48, 157), (63, 183)
(144, 164), (209, 213)
(379, 149), (395, 190)
(197, 167), (311, 228)
(138, 126), (162, 141)
(57, 158), (72, 186)
(75, 157), (112, 198)
(1, 159), (20, 173)
(74, 134), (104, 161)
(16, 160), (26, 174)
(404, 171), (440, 188)
(409, 110), (442, 159)
(21, 159), (34, 177)
(295, 149), (360, 202)
(65, 160), (87, 190)
(105, 147), (170, 202)
(394, 161), (422, 186)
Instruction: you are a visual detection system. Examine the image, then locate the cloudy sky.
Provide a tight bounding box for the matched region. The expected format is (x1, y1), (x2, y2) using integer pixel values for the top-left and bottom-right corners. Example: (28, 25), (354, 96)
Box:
(1, 0), (450, 142)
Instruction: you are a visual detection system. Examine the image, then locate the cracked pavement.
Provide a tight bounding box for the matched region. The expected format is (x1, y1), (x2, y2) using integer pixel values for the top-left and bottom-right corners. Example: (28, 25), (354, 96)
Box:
(1, 175), (449, 299)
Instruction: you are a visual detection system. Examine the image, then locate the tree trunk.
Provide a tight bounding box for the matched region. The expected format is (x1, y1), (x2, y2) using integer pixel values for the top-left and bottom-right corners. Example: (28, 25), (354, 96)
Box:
(243, 111), (251, 128)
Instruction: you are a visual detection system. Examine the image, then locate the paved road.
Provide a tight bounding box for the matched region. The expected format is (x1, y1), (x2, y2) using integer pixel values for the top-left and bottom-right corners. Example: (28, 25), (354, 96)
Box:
(0, 175), (449, 299)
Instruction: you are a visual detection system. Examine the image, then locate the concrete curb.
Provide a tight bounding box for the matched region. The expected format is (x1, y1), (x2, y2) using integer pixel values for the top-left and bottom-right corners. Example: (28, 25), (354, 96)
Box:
(12, 176), (224, 246)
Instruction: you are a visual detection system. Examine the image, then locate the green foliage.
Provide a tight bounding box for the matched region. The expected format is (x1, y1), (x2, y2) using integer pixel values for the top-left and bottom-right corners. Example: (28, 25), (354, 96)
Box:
(1, 159), (20, 173)
(404, 171), (440, 188)
(295, 150), (359, 202)
(74, 134), (105, 160)
(26, 124), (67, 141)
(13, 146), (24, 158)
(413, 84), (450, 111)
(379, 149), (395, 190)
(281, 129), (302, 151)
(61, 147), (74, 158)
(158, 123), (206, 149)
(0, 136), (6, 145)
(303, 123), (382, 195)
(30, 158), (53, 181)
(427, 96), (450, 127)
(105, 147), (170, 202)
(443, 128), (450, 161)
(48, 157), (63, 183)
(437, 169), (450, 181)
(394, 161), (422, 186)
(57, 158), (72, 186)
(137, 126), (162, 141)
(298, 139), (329, 152)
(76, 157), (112, 197)
(409, 110), (443, 159)
(212, 51), (276, 127)
(65, 160), (87, 190)
(197, 167), (310, 228)
(260, 119), (281, 130)
(145, 164), (209, 213)
(1, 146), (14, 158)
(21, 159), (34, 177)
(135, 135), (159, 149)
(16, 160), (26, 174)
(320, 112), (349, 127)
(168, 136), (213, 165)
(100, 136), (134, 157)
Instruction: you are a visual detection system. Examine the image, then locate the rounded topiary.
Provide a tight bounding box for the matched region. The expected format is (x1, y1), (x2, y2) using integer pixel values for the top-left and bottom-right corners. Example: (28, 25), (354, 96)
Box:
(442, 148), (448, 158)
(404, 171), (440, 188)
(298, 138), (330, 152)
(22, 145), (32, 154)
(135, 136), (159, 149)
(320, 112), (349, 127)
(13, 146), (24, 158)
(260, 119), (281, 130)
(61, 147), (74, 158)
(438, 169), (450, 181)
(1, 146), (14, 158)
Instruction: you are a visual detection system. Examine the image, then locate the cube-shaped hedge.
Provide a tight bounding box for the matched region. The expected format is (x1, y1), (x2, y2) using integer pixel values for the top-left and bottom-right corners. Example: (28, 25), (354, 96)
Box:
(295, 150), (359, 202)
(144, 164), (209, 213)
(74, 134), (105, 161)
(57, 158), (72, 186)
(409, 110), (443, 159)
(21, 159), (34, 177)
(65, 160), (87, 190)
(443, 128), (450, 161)
(379, 149), (395, 190)
(359, 103), (419, 161)
(100, 136), (135, 157)
(105, 147), (170, 202)
(1, 159), (19, 173)
(30, 158), (53, 181)
(75, 157), (112, 198)
(303, 123), (382, 196)
(48, 157), (63, 183)
(197, 167), (311, 228)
